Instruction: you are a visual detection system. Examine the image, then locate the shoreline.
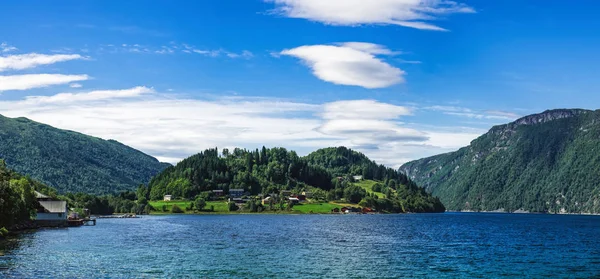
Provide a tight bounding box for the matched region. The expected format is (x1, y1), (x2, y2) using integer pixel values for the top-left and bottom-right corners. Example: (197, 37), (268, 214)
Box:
(447, 210), (600, 216)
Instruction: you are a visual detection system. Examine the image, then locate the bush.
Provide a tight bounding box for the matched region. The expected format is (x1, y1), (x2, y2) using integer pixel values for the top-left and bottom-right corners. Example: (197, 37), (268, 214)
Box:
(228, 202), (238, 212)
(171, 204), (184, 213)
(0, 227), (8, 237)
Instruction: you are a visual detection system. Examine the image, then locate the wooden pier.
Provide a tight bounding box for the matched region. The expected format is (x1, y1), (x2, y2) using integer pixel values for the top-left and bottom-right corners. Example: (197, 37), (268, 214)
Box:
(67, 218), (96, 227)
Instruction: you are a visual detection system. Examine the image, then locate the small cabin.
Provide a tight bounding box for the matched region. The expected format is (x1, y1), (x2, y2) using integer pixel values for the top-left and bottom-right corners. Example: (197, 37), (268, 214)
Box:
(37, 200), (68, 220)
(212, 190), (224, 196)
(301, 191), (313, 198)
(288, 197), (300, 205)
(163, 195), (172, 201)
(352, 175), (363, 181)
(229, 189), (244, 198)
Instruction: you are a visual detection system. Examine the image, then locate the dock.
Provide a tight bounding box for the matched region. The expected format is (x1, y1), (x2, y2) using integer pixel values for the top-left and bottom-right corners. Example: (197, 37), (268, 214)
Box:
(67, 218), (96, 227)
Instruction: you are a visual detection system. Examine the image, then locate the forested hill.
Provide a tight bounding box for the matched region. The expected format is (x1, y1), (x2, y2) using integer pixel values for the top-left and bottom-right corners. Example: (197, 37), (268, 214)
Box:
(148, 146), (445, 213)
(0, 115), (170, 195)
(400, 108), (600, 214)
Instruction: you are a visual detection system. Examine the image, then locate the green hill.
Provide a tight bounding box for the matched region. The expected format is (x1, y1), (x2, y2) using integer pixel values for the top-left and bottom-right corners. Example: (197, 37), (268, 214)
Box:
(305, 147), (445, 212)
(0, 115), (170, 195)
(400, 109), (600, 214)
(148, 146), (444, 213)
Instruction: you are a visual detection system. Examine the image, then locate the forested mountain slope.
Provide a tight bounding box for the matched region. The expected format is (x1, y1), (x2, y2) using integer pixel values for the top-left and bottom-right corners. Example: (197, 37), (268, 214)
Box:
(0, 115), (170, 194)
(400, 109), (600, 214)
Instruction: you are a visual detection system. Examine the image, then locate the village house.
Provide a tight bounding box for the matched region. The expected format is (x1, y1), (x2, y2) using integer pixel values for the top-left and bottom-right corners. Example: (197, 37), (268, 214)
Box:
(301, 191), (313, 198)
(288, 197), (300, 205)
(261, 196), (272, 206)
(163, 195), (172, 201)
(229, 189), (244, 198)
(353, 175), (363, 181)
(212, 190), (224, 196)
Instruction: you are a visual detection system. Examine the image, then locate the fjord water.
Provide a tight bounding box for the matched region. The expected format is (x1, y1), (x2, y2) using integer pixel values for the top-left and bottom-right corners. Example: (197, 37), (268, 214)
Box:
(1, 213), (599, 278)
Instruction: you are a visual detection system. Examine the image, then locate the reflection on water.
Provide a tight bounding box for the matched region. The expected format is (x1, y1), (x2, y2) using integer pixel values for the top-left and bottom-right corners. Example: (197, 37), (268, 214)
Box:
(1, 213), (600, 278)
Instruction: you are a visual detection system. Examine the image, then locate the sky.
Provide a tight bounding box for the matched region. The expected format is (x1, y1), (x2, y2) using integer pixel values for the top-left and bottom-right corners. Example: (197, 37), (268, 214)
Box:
(1, 0), (600, 168)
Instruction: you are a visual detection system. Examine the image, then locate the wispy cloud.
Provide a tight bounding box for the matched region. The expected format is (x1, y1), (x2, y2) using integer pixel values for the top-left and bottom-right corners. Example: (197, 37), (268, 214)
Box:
(266, 0), (475, 31)
(425, 105), (520, 120)
(0, 74), (89, 92)
(98, 43), (254, 59)
(69, 83), (83, 88)
(24, 86), (154, 104)
(281, 43), (405, 88)
(1, 42), (17, 53)
(0, 53), (85, 72)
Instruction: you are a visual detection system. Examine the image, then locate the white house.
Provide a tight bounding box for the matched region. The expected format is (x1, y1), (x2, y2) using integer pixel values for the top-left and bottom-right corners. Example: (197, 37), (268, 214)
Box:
(353, 175), (363, 181)
(164, 195), (172, 201)
(37, 200), (68, 220)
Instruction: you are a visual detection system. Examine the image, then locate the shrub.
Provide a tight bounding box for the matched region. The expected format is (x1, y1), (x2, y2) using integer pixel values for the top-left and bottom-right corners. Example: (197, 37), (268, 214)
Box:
(0, 227), (8, 237)
(171, 204), (184, 213)
(228, 202), (238, 212)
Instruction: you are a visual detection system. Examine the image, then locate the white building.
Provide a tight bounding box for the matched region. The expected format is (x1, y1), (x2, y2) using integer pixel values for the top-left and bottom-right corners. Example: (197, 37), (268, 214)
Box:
(164, 195), (172, 201)
(353, 175), (363, 181)
(37, 200), (68, 220)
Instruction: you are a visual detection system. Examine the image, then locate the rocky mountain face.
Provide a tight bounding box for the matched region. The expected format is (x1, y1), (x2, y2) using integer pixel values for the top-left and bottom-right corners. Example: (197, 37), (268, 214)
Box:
(400, 109), (600, 214)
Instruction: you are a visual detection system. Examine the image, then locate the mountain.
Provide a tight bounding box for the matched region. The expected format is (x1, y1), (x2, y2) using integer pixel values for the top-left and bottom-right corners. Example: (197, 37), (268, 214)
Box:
(400, 109), (600, 214)
(0, 115), (170, 195)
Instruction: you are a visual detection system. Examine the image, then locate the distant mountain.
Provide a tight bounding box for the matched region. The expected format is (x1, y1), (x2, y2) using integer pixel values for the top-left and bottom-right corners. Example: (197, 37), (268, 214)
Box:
(400, 109), (600, 214)
(0, 115), (170, 194)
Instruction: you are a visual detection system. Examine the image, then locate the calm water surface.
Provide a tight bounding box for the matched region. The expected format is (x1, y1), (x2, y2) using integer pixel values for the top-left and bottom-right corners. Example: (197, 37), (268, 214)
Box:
(1, 213), (600, 278)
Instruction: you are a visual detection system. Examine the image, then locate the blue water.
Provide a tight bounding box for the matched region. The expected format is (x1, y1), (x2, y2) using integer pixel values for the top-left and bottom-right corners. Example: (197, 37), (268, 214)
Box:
(1, 213), (600, 278)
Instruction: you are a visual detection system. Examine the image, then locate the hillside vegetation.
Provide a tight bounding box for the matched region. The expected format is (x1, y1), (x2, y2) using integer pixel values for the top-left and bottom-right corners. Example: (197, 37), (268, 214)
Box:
(147, 146), (445, 213)
(400, 109), (600, 214)
(0, 160), (51, 229)
(0, 115), (170, 194)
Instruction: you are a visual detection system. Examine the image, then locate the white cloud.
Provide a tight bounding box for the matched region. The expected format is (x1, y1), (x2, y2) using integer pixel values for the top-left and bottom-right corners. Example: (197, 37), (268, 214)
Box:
(69, 83), (83, 88)
(281, 43), (405, 88)
(266, 0), (475, 31)
(0, 74), (89, 92)
(24, 86), (154, 104)
(0, 53), (84, 72)
(425, 105), (520, 120)
(339, 42), (401, 55)
(0, 90), (481, 166)
(322, 100), (411, 119)
(1, 42), (18, 53)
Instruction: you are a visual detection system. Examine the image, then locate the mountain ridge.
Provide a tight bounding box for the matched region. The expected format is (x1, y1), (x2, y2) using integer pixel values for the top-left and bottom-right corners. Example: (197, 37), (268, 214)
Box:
(0, 114), (170, 195)
(400, 108), (600, 214)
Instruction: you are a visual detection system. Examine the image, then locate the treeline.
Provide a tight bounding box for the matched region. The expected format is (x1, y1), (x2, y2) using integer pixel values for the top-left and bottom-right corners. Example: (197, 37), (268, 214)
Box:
(0, 160), (49, 229)
(147, 147), (332, 200)
(63, 187), (152, 216)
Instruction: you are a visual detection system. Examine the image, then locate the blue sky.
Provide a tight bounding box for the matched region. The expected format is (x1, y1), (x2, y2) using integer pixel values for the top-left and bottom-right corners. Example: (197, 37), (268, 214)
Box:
(1, 0), (599, 167)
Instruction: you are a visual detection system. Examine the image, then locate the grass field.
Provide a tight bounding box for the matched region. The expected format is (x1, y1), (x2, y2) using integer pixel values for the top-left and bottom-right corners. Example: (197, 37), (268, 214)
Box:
(292, 202), (340, 213)
(149, 200), (229, 213)
(149, 200), (359, 214)
(354, 180), (386, 198)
